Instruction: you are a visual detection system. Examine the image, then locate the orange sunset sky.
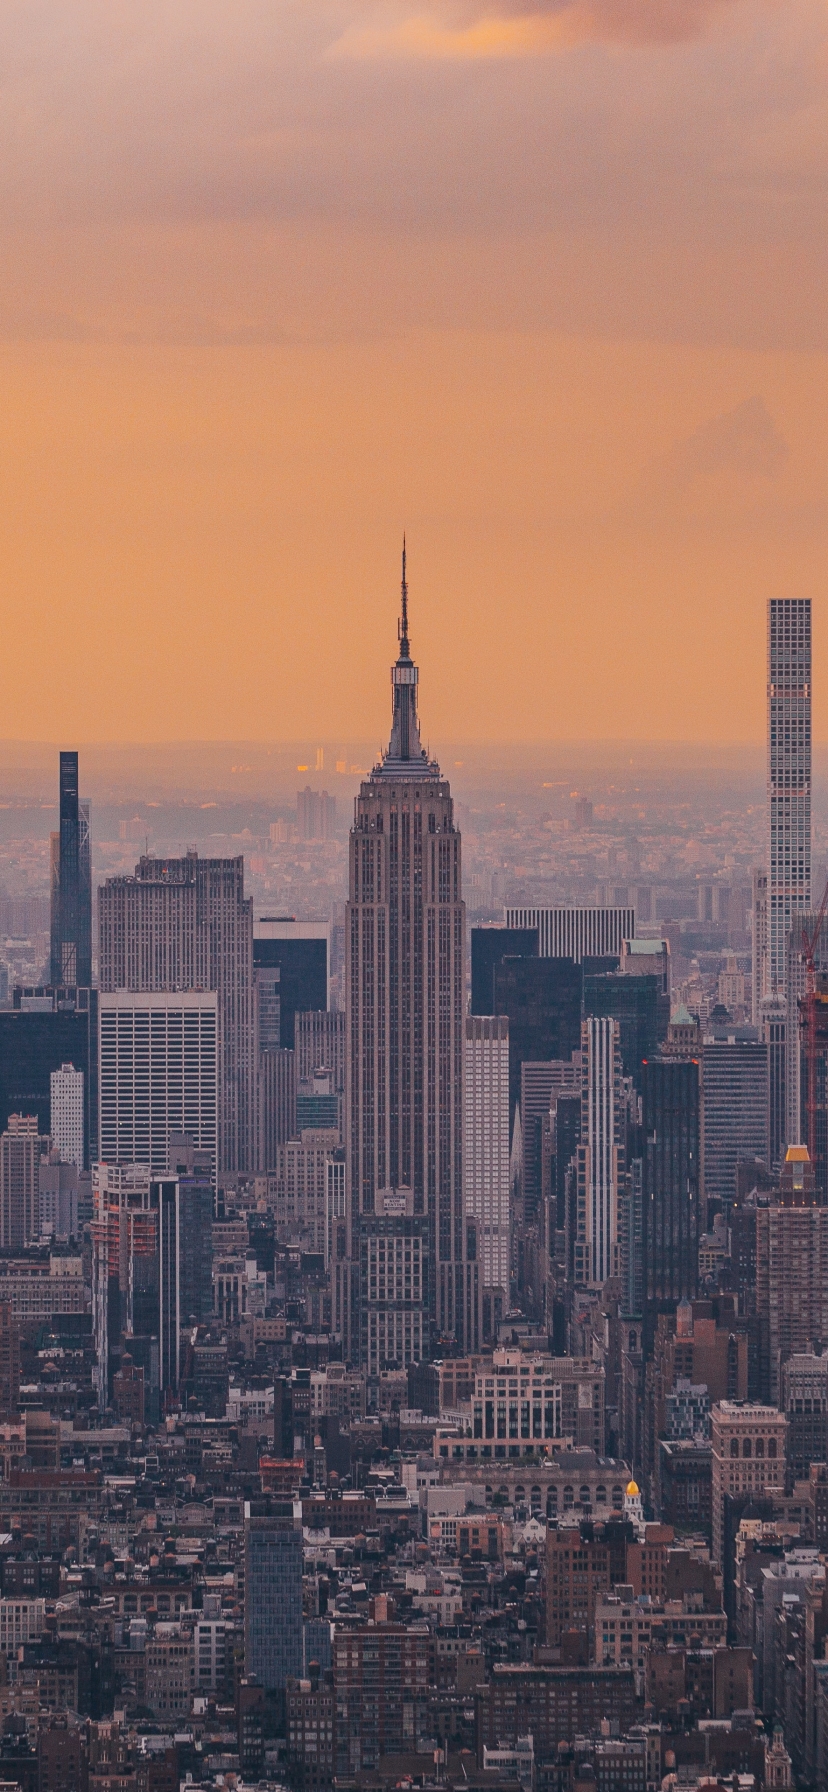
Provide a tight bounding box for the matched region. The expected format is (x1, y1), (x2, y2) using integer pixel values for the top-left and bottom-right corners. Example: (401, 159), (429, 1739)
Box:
(2, 0), (828, 746)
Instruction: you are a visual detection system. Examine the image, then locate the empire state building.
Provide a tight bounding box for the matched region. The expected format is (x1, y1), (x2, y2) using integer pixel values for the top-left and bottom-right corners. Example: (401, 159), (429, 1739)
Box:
(345, 548), (478, 1361)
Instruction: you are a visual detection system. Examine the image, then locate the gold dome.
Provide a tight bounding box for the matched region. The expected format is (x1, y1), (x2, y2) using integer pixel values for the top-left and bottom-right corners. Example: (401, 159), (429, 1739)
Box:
(626, 1479), (640, 1498)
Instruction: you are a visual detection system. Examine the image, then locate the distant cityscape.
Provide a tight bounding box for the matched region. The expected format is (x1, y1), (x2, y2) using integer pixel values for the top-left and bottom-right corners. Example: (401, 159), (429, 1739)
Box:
(0, 575), (824, 1792)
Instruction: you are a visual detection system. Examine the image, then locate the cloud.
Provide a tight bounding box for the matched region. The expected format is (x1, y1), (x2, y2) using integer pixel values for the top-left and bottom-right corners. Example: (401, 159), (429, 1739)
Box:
(0, 2), (823, 354)
(627, 395), (791, 519)
(653, 395), (788, 487)
(331, 0), (745, 59)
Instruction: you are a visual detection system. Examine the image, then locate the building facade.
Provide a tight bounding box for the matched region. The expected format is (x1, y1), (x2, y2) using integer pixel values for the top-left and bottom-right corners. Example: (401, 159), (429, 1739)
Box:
(244, 1504), (304, 1694)
(49, 1064), (84, 1172)
(464, 1016), (510, 1312)
(346, 551), (473, 1352)
(767, 598), (811, 996)
(710, 1401), (786, 1566)
(357, 1187), (431, 1376)
(575, 1017), (624, 1288)
(506, 907), (635, 964)
(49, 752), (92, 990)
(0, 1115), (46, 1249)
(98, 991), (218, 1177)
(701, 1041), (769, 1213)
(755, 1146), (828, 1403)
(641, 1056), (700, 1310)
(98, 852), (253, 1174)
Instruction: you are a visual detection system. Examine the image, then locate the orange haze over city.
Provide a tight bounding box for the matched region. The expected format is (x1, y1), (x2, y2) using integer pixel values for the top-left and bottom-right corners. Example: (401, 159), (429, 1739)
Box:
(2, 0), (828, 745)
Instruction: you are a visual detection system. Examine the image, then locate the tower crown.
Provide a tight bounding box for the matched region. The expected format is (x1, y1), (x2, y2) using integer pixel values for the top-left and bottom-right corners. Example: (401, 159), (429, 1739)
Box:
(377, 542), (439, 780)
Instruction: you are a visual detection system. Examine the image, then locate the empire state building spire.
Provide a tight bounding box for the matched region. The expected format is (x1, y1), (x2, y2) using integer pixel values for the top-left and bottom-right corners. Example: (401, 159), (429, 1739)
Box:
(383, 538), (432, 773)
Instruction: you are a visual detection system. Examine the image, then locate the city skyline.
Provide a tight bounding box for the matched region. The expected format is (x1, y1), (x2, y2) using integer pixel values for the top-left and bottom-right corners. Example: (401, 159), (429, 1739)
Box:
(0, 5), (825, 1781)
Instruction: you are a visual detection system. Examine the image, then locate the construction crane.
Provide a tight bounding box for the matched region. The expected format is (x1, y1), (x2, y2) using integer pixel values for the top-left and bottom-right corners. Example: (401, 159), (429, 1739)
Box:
(800, 879), (828, 1166)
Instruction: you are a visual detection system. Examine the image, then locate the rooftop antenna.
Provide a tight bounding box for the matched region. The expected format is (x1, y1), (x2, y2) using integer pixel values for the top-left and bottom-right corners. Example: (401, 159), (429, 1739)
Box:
(398, 534), (410, 660)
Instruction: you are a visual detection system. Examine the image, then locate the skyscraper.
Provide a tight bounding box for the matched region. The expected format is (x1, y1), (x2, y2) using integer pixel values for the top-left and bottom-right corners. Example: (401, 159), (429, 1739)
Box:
(346, 547), (472, 1352)
(244, 1503), (304, 1695)
(640, 1056), (700, 1314)
(701, 1040), (769, 1214)
(464, 1016), (511, 1334)
(49, 1063), (84, 1171)
(253, 919), (328, 1047)
(99, 852), (253, 1173)
(0, 1115), (46, 1249)
(574, 1017), (625, 1288)
(50, 752), (92, 989)
(766, 598), (811, 995)
(751, 868), (768, 1025)
(98, 991), (218, 1176)
(520, 1056), (580, 1224)
(492, 955), (582, 1128)
(755, 1145), (828, 1403)
(582, 969), (668, 1090)
(168, 1131), (215, 1328)
(470, 925), (538, 1016)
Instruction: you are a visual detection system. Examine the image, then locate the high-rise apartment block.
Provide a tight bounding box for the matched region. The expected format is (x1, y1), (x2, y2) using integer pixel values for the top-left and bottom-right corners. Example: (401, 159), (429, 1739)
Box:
(0, 1115), (47, 1249)
(98, 991), (218, 1177)
(50, 751), (92, 989)
(346, 551), (474, 1354)
(766, 598), (811, 995)
(49, 1063), (84, 1171)
(464, 1016), (510, 1324)
(574, 1017), (625, 1288)
(99, 853), (253, 1173)
(296, 786), (337, 841)
(506, 907), (635, 963)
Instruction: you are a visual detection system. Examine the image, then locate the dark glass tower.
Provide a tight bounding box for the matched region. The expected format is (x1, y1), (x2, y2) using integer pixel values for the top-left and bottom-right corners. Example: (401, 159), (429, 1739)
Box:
(50, 751), (92, 988)
(582, 969), (669, 1090)
(493, 955), (582, 1124)
(641, 1056), (701, 1325)
(345, 547), (476, 1356)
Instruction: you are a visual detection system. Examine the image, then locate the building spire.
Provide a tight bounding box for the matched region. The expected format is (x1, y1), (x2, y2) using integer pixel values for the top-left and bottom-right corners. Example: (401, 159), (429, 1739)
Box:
(380, 539), (431, 773)
(398, 535), (410, 662)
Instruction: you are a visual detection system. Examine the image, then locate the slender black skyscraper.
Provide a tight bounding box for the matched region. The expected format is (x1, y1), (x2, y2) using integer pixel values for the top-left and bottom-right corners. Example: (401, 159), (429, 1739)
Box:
(50, 751), (92, 988)
(345, 545), (477, 1356)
